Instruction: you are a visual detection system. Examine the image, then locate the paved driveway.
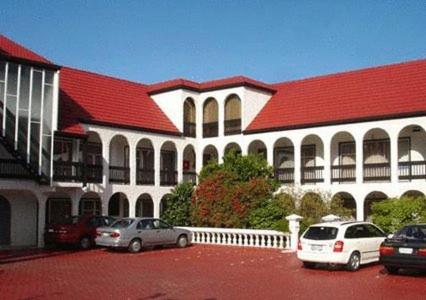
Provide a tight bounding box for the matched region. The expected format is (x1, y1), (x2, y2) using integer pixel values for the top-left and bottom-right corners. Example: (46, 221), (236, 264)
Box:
(0, 245), (425, 300)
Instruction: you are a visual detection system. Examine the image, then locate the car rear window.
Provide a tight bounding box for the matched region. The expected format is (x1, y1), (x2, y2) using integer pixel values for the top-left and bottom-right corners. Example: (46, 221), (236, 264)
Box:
(303, 226), (339, 240)
(111, 219), (134, 229)
(394, 225), (426, 241)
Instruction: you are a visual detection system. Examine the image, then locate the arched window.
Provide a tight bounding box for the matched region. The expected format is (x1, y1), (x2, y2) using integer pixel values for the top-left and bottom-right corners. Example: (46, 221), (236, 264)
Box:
(183, 98), (196, 137)
(224, 95), (241, 135)
(203, 98), (218, 137)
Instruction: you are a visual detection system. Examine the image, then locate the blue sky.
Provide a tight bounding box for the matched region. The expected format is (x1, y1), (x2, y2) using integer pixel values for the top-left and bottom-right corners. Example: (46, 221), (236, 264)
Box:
(1, 1), (425, 84)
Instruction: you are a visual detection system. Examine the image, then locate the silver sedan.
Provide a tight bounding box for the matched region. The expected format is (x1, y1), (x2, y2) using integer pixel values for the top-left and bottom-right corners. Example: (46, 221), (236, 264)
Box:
(95, 217), (192, 253)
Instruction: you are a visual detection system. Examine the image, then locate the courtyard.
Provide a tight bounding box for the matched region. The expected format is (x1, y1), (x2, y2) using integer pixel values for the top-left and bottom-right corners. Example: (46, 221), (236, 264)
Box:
(0, 245), (424, 300)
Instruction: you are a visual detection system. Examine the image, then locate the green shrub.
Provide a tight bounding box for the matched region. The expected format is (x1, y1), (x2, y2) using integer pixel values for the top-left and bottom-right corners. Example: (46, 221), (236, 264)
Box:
(161, 182), (194, 226)
(371, 196), (426, 233)
(248, 197), (293, 232)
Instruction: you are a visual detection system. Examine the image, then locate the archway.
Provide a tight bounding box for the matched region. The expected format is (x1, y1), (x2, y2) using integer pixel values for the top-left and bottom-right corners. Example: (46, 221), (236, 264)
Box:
(331, 192), (357, 220)
(0, 196), (11, 246)
(136, 138), (155, 185)
(46, 193), (72, 224)
(224, 94), (241, 135)
(203, 98), (218, 137)
(203, 145), (219, 166)
(79, 192), (102, 216)
(109, 135), (130, 184)
(160, 194), (172, 217)
(401, 190), (425, 199)
(224, 142), (241, 156)
(330, 132), (356, 183)
(160, 141), (177, 186)
(301, 134), (324, 184)
(108, 193), (129, 218)
(364, 191), (388, 221)
(248, 140), (267, 160)
(135, 194), (154, 217)
(363, 128), (390, 182)
(86, 131), (103, 183)
(398, 125), (426, 181)
(273, 137), (295, 184)
(183, 97), (196, 137)
(183, 144), (196, 184)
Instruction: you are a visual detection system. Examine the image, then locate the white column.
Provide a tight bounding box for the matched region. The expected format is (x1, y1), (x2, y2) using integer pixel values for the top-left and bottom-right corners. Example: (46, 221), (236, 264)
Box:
(294, 140), (301, 185)
(128, 198), (135, 218)
(390, 133), (399, 183)
(177, 147), (183, 183)
(196, 101), (203, 139)
(196, 146), (204, 175)
(355, 135), (363, 184)
(267, 143), (274, 167)
(102, 139), (111, 185)
(38, 196), (47, 247)
(323, 137), (331, 185)
(154, 146), (161, 186)
(71, 191), (80, 216)
(218, 98), (224, 137)
(356, 197), (364, 221)
(285, 214), (303, 251)
(154, 199), (160, 218)
(129, 141), (137, 186)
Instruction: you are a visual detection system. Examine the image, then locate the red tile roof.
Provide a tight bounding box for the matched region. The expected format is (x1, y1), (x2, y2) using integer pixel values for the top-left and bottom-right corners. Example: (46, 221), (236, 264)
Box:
(59, 67), (180, 136)
(148, 76), (276, 94)
(246, 59), (426, 133)
(0, 34), (56, 67)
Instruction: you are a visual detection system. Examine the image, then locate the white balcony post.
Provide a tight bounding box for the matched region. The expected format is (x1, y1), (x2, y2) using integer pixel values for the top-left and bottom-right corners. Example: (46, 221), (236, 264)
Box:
(218, 98), (225, 137)
(154, 146), (161, 186)
(286, 214), (303, 251)
(390, 133), (399, 183)
(294, 140), (301, 185)
(177, 147), (183, 183)
(355, 135), (363, 184)
(323, 136), (331, 184)
(37, 196), (47, 247)
(129, 142), (137, 186)
(267, 144), (274, 167)
(102, 140), (111, 185)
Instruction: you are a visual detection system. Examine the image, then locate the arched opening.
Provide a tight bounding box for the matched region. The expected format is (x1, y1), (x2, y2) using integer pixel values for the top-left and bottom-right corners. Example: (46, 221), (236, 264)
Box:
(136, 138), (155, 185)
(248, 140), (267, 160)
(85, 131), (103, 183)
(331, 192), (357, 220)
(108, 193), (129, 218)
(135, 194), (154, 217)
(109, 135), (130, 184)
(160, 141), (177, 186)
(224, 94), (241, 135)
(364, 191), (388, 221)
(273, 137), (295, 184)
(401, 190), (425, 199)
(330, 132), (356, 183)
(224, 142), (241, 156)
(160, 194), (171, 217)
(203, 145), (219, 166)
(0, 196), (11, 246)
(363, 128), (390, 182)
(79, 192), (102, 216)
(398, 125), (426, 182)
(183, 98), (196, 138)
(183, 144), (196, 184)
(203, 98), (218, 138)
(301, 134), (324, 184)
(46, 193), (72, 224)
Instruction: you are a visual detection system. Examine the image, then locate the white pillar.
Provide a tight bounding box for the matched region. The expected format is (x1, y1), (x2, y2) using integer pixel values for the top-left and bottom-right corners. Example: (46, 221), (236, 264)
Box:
(355, 135), (363, 184)
(128, 198), (135, 218)
(285, 214), (303, 251)
(196, 101), (203, 139)
(129, 141), (137, 186)
(177, 147), (183, 183)
(356, 197), (364, 221)
(154, 198), (160, 218)
(218, 98), (224, 138)
(102, 140), (111, 185)
(294, 140), (301, 185)
(71, 191), (80, 216)
(38, 196), (47, 247)
(323, 137), (331, 185)
(390, 133), (399, 183)
(154, 146), (161, 186)
(267, 143), (274, 167)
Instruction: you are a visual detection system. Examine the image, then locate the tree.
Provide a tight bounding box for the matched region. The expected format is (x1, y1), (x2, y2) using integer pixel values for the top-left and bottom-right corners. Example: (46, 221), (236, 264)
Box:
(161, 182), (194, 226)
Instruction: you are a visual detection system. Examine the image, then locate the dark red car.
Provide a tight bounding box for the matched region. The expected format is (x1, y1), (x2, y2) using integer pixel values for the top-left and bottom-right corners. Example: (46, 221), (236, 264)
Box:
(45, 215), (115, 249)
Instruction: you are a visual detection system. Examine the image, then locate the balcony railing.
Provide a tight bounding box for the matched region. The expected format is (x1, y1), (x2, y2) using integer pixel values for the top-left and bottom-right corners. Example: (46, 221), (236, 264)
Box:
(53, 161), (83, 182)
(86, 164), (103, 183)
(203, 122), (218, 138)
(331, 165), (356, 183)
(224, 119), (241, 136)
(136, 168), (155, 185)
(301, 166), (324, 184)
(184, 122), (196, 138)
(160, 170), (178, 186)
(363, 163), (391, 182)
(0, 158), (31, 179)
(183, 171), (197, 184)
(274, 168), (294, 184)
(398, 161), (426, 181)
(109, 166), (130, 184)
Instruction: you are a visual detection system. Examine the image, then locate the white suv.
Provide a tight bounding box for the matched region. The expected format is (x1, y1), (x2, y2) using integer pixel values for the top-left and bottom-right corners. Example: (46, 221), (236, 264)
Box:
(297, 221), (386, 271)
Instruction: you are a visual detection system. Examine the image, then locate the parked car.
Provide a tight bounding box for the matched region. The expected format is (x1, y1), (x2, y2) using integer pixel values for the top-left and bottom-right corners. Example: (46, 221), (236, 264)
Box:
(379, 224), (426, 274)
(297, 221), (386, 271)
(45, 215), (115, 249)
(95, 217), (192, 253)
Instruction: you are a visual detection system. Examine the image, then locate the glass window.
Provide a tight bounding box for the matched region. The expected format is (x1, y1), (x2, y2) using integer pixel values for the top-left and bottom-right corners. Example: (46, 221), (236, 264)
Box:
(339, 142), (355, 165)
(364, 224), (385, 238)
(275, 147), (294, 168)
(7, 63), (18, 95)
(31, 70), (43, 121)
(303, 226), (338, 240)
(137, 219), (153, 230)
(394, 225), (426, 241)
(152, 219), (171, 230)
(111, 219), (134, 229)
(0, 61), (5, 81)
(302, 145), (316, 167)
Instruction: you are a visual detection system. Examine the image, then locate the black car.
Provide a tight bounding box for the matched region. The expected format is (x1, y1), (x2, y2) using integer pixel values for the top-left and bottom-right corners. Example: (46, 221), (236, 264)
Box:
(379, 224), (426, 274)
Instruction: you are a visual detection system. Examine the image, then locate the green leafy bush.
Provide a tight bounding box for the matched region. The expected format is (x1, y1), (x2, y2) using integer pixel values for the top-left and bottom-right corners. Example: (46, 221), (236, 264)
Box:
(371, 196), (426, 233)
(161, 182), (194, 226)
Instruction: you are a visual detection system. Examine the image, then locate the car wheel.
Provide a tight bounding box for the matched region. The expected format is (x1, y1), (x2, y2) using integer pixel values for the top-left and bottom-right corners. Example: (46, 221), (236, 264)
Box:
(302, 261), (316, 269)
(128, 239), (142, 253)
(176, 235), (188, 248)
(347, 252), (361, 271)
(384, 265), (399, 274)
(80, 237), (92, 250)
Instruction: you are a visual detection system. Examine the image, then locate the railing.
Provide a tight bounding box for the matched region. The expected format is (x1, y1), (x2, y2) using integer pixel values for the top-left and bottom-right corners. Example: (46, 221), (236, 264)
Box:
(301, 166), (324, 184)
(109, 166), (130, 184)
(183, 122), (196, 138)
(178, 227), (291, 250)
(224, 119), (241, 136)
(53, 161), (83, 182)
(160, 170), (178, 186)
(203, 122), (218, 138)
(363, 163), (391, 182)
(86, 164), (103, 183)
(136, 168), (155, 185)
(0, 158), (31, 178)
(183, 171), (197, 184)
(274, 168), (294, 184)
(399, 160), (426, 181)
(331, 165), (356, 183)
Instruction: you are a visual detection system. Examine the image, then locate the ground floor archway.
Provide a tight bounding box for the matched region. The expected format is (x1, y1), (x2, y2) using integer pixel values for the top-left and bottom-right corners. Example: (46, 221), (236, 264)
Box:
(0, 195), (11, 246)
(136, 194), (154, 217)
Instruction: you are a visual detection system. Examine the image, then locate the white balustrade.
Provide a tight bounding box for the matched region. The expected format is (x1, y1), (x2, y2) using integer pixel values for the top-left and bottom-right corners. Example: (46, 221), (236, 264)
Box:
(177, 227), (291, 250)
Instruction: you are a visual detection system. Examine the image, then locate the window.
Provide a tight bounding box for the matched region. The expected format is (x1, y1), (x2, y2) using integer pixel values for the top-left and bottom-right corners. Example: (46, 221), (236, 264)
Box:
(364, 139), (390, 164)
(339, 142), (355, 165)
(275, 147), (294, 168)
(54, 138), (73, 162)
(111, 219), (134, 229)
(137, 219), (153, 230)
(364, 224), (385, 238)
(394, 225), (426, 241)
(303, 226), (338, 240)
(301, 145), (316, 167)
(152, 219), (170, 229)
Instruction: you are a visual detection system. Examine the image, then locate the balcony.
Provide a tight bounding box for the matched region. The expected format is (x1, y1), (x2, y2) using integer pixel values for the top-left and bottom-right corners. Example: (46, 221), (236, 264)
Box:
(109, 166), (130, 184)
(0, 158), (32, 179)
(183, 171), (197, 184)
(160, 170), (177, 186)
(331, 165), (356, 183)
(274, 168), (294, 184)
(301, 166), (324, 184)
(398, 160), (426, 181)
(53, 161), (83, 182)
(86, 164), (103, 183)
(203, 122), (218, 138)
(224, 119), (241, 136)
(136, 168), (155, 185)
(183, 122), (196, 138)
(363, 163), (391, 182)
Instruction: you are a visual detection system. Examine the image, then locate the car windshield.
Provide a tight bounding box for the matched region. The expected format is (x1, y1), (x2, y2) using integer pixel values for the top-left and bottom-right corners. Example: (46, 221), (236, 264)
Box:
(393, 225), (426, 241)
(303, 226), (339, 240)
(111, 219), (134, 229)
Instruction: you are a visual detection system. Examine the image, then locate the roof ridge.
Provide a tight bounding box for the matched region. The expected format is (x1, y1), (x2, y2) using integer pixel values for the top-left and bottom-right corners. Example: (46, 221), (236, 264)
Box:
(0, 34), (53, 64)
(273, 58), (426, 86)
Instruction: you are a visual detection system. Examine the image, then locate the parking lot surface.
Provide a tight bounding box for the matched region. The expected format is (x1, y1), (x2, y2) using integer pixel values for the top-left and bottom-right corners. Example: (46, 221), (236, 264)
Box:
(0, 245), (425, 300)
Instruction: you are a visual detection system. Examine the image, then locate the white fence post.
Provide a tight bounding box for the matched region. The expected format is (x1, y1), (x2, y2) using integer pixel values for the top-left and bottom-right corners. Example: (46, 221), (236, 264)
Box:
(285, 214), (303, 251)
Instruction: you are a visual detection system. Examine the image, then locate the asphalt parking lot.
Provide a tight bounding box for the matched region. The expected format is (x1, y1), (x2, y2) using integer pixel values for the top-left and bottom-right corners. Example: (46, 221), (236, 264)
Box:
(0, 245), (425, 300)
